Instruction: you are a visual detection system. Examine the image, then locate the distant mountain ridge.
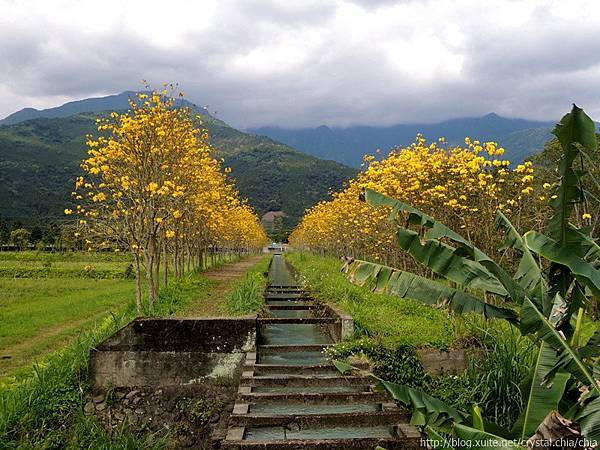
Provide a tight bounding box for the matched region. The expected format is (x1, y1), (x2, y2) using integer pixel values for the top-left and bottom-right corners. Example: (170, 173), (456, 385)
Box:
(250, 113), (558, 166)
(2, 96), (561, 166)
(0, 91), (203, 126)
(0, 93), (355, 225)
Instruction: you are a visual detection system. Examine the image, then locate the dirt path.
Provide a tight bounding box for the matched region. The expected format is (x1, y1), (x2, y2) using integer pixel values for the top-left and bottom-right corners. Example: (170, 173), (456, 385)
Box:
(184, 254), (267, 317)
(203, 255), (264, 282)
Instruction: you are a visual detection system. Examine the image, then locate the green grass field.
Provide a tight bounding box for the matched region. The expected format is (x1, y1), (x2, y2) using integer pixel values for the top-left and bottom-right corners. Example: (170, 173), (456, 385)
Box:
(0, 252), (135, 379)
(0, 277), (134, 378)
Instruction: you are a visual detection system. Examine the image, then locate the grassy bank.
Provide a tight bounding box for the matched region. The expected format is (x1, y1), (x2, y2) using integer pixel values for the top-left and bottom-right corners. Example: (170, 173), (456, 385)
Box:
(0, 254), (265, 448)
(287, 252), (454, 348)
(226, 256), (270, 315)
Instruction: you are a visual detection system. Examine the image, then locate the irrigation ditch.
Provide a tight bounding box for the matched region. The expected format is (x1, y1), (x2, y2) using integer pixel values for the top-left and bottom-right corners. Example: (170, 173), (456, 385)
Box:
(87, 254), (463, 448)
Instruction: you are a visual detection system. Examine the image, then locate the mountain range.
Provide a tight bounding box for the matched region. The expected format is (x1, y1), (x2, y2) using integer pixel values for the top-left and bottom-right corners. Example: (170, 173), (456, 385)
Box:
(0, 92), (356, 226)
(250, 113), (557, 167)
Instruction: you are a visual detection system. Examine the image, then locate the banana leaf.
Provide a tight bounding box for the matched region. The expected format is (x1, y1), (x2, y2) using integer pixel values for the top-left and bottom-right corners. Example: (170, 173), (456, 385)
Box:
(511, 343), (570, 440)
(424, 425), (455, 450)
(545, 106), (597, 315)
(364, 188), (526, 303)
(472, 404), (485, 431)
(564, 224), (600, 261)
(396, 227), (507, 296)
(579, 328), (600, 358)
(453, 423), (525, 450)
(495, 211), (545, 298)
(378, 379), (468, 431)
(523, 230), (600, 297)
(520, 297), (598, 392)
(344, 259), (518, 323)
(575, 395), (600, 442)
(548, 105), (597, 245)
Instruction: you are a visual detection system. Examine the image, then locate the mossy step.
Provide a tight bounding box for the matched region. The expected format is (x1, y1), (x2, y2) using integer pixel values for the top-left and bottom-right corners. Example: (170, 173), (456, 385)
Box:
(238, 391), (389, 404)
(229, 409), (408, 427)
(241, 375), (371, 387)
(258, 317), (336, 324)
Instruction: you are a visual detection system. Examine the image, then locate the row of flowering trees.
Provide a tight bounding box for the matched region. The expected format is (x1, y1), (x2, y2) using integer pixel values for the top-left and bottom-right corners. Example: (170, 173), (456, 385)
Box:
(67, 90), (267, 311)
(289, 135), (553, 269)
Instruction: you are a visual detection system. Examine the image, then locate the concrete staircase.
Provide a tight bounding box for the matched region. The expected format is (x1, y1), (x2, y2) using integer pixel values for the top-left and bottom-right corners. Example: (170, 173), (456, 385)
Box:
(222, 263), (423, 449)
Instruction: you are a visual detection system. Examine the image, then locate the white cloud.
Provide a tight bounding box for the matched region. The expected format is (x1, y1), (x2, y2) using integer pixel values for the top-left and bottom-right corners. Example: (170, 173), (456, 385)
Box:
(1, 0), (600, 127)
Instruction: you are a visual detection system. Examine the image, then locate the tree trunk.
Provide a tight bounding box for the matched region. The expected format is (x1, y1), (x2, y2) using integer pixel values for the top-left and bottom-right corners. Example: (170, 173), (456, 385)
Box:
(164, 246), (168, 287)
(155, 246), (161, 292)
(133, 253), (142, 313)
(527, 411), (583, 450)
(144, 246), (158, 309)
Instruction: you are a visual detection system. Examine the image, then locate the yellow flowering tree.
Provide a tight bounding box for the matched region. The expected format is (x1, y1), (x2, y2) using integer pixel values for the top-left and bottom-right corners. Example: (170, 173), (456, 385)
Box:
(69, 90), (267, 311)
(290, 136), (540, 268)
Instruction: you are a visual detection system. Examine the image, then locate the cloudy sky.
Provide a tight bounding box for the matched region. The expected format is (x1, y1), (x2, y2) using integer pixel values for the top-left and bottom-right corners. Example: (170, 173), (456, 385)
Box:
(1, 0), (600, 128)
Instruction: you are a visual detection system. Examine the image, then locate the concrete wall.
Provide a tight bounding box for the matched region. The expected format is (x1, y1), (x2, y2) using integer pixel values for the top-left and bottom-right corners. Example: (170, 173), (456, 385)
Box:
(417, 348), (468, 375)
(322, 304), (354, 341)
(90, 317), (256, 390)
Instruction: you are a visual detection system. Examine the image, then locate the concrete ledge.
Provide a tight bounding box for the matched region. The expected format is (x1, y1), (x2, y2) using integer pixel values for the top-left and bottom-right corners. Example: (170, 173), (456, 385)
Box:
(90, 317), (257, 390)
(321, 304), (354, 341)
(418, 348), (467, 375)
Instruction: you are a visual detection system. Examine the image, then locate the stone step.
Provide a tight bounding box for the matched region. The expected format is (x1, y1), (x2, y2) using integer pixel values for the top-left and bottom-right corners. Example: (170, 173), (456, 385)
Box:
(265, 302), (313, 309)
(229, 408), (408, 427)
(249, 364), (339, 376)
(223, 423), (422, 449)
(266, 304), (314, 310)
(267, 285), (303, 289)
(250, 385), (368, 394)
(258, 317), (336, 324)
(266, 289), (307, 294)
(258, 344), (332, 352)
(265, 293), (311, 299)
(238, 390), (389, 404)
(267, 309), (315, 318)
(258, 351), (329, 365)
(241, 375), (371, 388)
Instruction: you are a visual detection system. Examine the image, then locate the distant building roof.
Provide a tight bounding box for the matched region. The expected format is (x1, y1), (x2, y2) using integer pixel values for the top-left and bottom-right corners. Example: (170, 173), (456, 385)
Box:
(261, 211), (286, 223)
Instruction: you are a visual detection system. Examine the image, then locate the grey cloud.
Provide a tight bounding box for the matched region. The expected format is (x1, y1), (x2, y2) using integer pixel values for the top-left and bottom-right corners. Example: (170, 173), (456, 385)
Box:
(1, 0), (600, 127)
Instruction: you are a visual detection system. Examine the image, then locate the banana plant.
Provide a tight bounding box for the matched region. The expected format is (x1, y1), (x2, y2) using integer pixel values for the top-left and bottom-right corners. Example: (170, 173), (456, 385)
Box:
(341, 105), (600, 447)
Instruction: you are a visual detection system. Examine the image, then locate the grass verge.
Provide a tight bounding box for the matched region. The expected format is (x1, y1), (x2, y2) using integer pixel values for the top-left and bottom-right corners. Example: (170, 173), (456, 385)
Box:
(286, 252), (453, 348)
(226, 256), (270, 315)
(0, 256), (259, 449)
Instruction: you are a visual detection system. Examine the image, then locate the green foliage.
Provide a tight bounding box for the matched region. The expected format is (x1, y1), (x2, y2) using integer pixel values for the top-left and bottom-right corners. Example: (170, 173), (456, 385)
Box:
(146, 274), (213, 316)
(226, 257), (269, 315)
(10, 228), (30, 250)
(339, 105), (600, 445)
(467, 326), (535, 430)
(178, 397), (222, 425)
(226, 273), (264, 315)
(328, 339), (426, 387)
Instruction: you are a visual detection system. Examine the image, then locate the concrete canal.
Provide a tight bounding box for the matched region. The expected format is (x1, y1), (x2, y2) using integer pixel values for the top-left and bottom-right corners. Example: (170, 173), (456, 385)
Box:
(222, 254), (422, 449)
